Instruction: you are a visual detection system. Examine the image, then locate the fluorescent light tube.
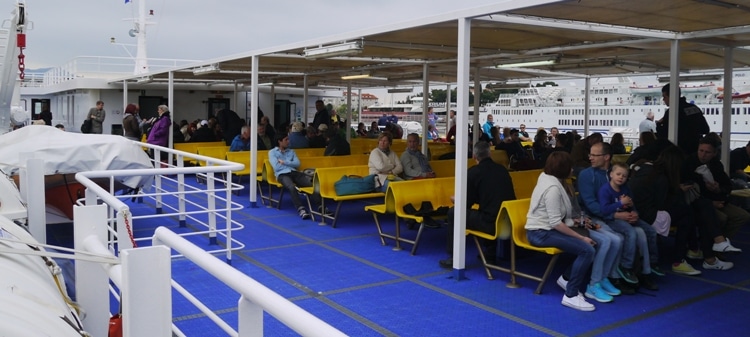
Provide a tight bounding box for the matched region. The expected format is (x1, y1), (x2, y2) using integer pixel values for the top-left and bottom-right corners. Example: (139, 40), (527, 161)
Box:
(496, 60), (555, 68)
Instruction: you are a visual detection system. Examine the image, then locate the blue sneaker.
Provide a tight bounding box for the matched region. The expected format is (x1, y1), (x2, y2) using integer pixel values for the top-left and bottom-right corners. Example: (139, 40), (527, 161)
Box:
(599, 278), (622, 296)
(585, 283), (614, 303)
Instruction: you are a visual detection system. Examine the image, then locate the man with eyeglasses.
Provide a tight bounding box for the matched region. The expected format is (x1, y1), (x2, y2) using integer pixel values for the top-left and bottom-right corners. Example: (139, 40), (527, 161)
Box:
(518, 124), (531, 142)
(577, 142), (643, 294)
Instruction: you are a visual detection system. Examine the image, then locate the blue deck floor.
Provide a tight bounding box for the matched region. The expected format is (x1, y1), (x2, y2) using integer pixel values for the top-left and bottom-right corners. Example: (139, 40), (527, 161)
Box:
(47, 176), (750, 336)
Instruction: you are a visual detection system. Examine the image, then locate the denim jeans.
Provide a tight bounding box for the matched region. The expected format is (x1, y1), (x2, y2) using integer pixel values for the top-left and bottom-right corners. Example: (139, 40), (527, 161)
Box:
(631, 219), (658, 274)
(606, 218), (639, 269)
(277, 171), (319, 211)
(527, 229), (595, 298)
(588, 222), (622, 284)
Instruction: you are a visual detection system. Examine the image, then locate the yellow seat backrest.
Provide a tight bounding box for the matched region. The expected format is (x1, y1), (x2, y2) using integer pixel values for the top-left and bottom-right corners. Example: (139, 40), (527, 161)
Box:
(298, 154), (370, 170)
(388, 177), (455, 217)
(293, 148), (326, 157)
(227, 150), (268, 175)
(509, 169), (542, 200)
(262, 159), (281, 186)
(507, 198), (561, 255)
(429, 160), (456, 178)
(612, 154), (630, 165)
(314, 165), (372, 198)
(490, 150), (510, 168)
(196, 146), (229, 166)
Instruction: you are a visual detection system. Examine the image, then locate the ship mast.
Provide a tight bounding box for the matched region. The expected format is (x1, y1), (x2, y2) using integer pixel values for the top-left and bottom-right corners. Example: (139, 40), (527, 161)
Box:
(129, 0), (153, 75)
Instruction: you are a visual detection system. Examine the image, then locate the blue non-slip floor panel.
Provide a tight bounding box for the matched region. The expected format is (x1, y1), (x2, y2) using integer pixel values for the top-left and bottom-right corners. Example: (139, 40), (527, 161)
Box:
(48, 178), (750, 336)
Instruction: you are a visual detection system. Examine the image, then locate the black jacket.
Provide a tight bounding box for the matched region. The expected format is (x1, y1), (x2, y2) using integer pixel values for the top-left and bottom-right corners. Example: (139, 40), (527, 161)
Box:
(656, 97), (709, 155)
(467, 158), (516, 224)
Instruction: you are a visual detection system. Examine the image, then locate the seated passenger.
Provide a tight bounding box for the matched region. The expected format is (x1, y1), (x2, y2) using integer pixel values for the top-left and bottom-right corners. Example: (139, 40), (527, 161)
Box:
(269, 133), (324, 219)
(440, 141), (515, 268)
(368, 132), (403, 190)
(229, 125), (252, 152)
(323, 126), (351, 156)
(288, 122), (309, 149)
(400, 133), (435, 180)
(525, 151), (597, 311)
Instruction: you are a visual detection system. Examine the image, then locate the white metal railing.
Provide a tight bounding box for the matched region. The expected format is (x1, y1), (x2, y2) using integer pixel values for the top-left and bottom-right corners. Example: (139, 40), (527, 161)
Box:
(73, 142), (245, 260)
(153, 227), (347, 337)
(21, 56), (200, 87)
(69, 142), (346, 336)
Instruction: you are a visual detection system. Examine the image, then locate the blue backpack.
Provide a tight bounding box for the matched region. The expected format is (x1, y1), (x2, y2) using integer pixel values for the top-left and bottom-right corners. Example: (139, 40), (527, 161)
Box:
(334, 174), (377, 196)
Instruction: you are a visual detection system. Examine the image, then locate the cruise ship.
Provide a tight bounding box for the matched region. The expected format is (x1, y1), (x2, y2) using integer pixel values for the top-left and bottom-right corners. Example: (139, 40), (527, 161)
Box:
(485, 75), (750, 148)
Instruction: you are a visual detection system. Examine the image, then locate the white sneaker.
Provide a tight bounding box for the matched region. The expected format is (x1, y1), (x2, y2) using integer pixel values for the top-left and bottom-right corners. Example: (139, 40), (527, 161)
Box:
(556, 275), (568, 291)
(298, 208), (310, 220)
(561, 293), (595, 312)
(713, 239), (742, 253)
(703, 258), (734, 270)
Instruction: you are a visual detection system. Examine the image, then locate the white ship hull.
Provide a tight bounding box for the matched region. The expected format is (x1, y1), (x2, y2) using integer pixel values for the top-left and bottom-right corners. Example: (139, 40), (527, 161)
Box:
(484, 76), (750, 148)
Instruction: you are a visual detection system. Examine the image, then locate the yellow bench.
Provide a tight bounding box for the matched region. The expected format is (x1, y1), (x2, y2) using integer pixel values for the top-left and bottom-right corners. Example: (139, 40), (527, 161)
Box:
(612, 154), (631, 165)
(303, 165), (386, 228)
(298, 154), (370, 170)
(225, 150), (270, 194)
(257, 159), (285, 209)
(365, 177), (454, 255)
(467, 198), (562, 294)
(490, 150), (510, 168)
(196, 146), (230, 167)
(257, 154), (371, 209)
(509, 169), (543, 200)
(428, 159), (478, 178)
(293, 148), (326, 157)
(174, 141), (225, 166)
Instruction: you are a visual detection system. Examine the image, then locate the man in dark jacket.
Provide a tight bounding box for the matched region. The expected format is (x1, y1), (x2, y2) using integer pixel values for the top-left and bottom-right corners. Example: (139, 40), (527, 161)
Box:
(312, 100), (329, 130)
(215, 108), (243, 146)
(323, 126), (350, 156)
(440, 141), (516, 268)
(656, 84), (710, 155)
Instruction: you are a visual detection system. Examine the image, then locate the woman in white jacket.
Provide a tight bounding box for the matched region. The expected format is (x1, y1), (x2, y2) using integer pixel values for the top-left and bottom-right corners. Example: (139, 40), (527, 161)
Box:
(369, 132), (403, 190)
(525, 152), (598, 312)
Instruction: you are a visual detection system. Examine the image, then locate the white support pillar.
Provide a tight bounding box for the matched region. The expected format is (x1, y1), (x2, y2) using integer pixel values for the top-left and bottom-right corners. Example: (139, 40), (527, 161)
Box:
(473, 66), (481, 135)
(446, 83), (452, 136)
(303, 75), (309, 123)
(668, 40), (680, 143)
(121, 246), (172, 337)
(249, 55), (260, 207)
(122, 80), (128, 113)
(453, 17), (471, 278)
(20, 156), (45, 243)
(722, 47), (733, 173)
(74, 204), (110, 337)
(346, 82), (352, 142)
(422, 63), (430, 149)
(357, 88), (363, 124)
(167, 71), (174, 165)
(584, 77), (590, 136)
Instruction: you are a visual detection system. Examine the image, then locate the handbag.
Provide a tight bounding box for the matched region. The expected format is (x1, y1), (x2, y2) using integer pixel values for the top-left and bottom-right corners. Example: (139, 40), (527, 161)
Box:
(81, 119), (92, 134)
(334, 174), (377, 196)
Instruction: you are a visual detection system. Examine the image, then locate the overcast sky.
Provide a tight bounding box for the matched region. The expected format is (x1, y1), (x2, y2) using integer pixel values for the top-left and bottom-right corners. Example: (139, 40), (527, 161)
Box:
(17, 0), (502, 69)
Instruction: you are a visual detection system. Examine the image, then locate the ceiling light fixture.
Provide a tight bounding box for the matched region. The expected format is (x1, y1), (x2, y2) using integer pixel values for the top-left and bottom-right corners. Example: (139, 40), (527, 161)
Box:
(304, 41), (363, 60)
(192, 63), (220, 75)
(341, 73), (370, 80)
(496, 60), (556, 68)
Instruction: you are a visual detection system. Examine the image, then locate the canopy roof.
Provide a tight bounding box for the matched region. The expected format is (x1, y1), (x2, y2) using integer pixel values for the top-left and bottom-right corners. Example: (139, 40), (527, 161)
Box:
(120, 0), (750, 89)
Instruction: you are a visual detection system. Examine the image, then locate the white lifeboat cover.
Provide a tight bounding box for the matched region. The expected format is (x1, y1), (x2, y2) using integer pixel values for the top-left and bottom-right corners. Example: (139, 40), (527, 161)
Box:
(0, 125), (153, 188)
